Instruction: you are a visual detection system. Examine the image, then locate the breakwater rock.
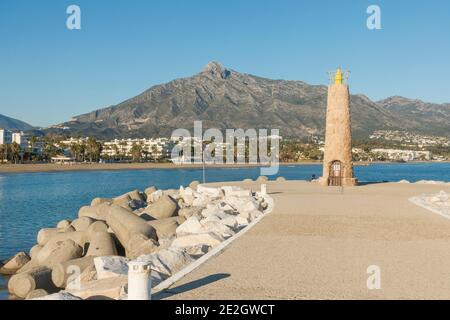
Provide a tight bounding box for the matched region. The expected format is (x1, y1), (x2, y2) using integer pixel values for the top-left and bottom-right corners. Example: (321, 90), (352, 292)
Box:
(1, 180), (273, 300)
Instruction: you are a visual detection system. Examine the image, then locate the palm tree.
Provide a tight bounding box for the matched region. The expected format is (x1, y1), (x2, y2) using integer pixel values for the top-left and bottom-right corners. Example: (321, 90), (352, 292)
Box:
(130, 143), (143, 163)
(10, 142), (21, 164)
(85, 138), (102, 163)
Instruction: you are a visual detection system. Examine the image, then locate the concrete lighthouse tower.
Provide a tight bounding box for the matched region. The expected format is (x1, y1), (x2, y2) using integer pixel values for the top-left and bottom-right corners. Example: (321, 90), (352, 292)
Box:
(319, 67), (357, 187)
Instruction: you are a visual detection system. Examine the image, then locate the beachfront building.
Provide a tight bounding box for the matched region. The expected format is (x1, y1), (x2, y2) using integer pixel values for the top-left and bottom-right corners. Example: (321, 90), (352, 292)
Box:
(371, 148), (432, 161)
(0, 128), (13, 145)
(101, 138), (171, 160)
(319, 67), (357, 187)
(11, 132), (28, 149)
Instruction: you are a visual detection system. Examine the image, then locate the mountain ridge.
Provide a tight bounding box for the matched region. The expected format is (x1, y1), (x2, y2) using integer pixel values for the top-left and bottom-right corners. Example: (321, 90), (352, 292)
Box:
(0, 114), (34, 131)
(44, 62), (450, 139)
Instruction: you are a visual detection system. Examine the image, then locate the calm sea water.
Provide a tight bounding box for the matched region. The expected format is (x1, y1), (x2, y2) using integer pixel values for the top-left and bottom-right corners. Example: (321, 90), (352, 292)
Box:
(1, 163), (450, 299)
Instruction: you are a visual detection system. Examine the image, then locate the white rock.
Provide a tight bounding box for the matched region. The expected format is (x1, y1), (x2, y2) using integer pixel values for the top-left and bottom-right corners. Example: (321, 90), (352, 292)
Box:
(148, 190), (163, 203)
(94, 256), (129, 280)
(235, 216), (250, 228)
(398, 179), (410, 184)
(220, 215), (239, 230)
(201, 205), (227, 218)
(192, 195), (213, 207)
(238, 209), (263, 222)
(200, 215), (222, 225)
(185, 244), (210, 258)
(176, 217), (203, 236)
(197, 185), (222, 198)
(179, 187), (195, 206)
(201, 221), (234, 239)
(225, 196), (260, 213)
(136, 247), (193, 279)
(171, 233), (223, 249)
(32, 291), (82, 300)
(225, 190), (252, 197)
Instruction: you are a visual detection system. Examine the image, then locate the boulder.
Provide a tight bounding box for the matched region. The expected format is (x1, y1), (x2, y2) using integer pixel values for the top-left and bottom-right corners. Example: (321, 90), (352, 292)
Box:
(176, 217), (203, 236)
(147, 216), (185, 238)
(185, 245), (210, 259)
(179, 206), (203, 220)
(197, 185), (222, 198)
(201, 221), (235, 239)
(144, 186), (157, 200)
(79, 264), (97, 284)
(136, 247), (194, 279)
(71, 216), (95, 232)
(67, 275), (128, 300)
(225, 196), (260, 213)
(32, 291), (82, 300)
(256, 176), (269, 182)
(107, 206), (158, 258)
(56, 220), (72, 229)
(243, 178), (253, 182)
(52, 256), (95, 288)
(171, 233), (223, 249)
(106, 205), (158, 256)
(90, 198), (112, 206)
(143, 195), (178, 220)
(26, 289), (49, 299)
(113, 193), (131, 207)
(192, 195), (214, 207)
(126, 234), (159, 259)
(94, 256), (128, 280)
(126, 190), (145, 202)
(147, 189), (163, 203)
(276, 176), (286, 182)
(87, 221), (109, 234)
(8, 266), (56, 298)
(247, 210), (263, 221)
(0, 252), (30, 275)
(29, 245), (42, 260)
(189, 180), (200, 190)
(179, 187), (195, 205)
(37, 228), (63, 246)
(86, 232), (118, 257)
(39, 239), (83, 268)
(78, 202), (111, 221)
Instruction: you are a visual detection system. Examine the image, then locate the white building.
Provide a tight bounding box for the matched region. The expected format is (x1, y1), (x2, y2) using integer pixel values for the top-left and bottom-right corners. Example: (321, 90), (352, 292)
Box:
(371, 148), (432, 161)
(12, 132), (28, 148)
(101, 138), (171, 159)
(0, 129), (12, 145)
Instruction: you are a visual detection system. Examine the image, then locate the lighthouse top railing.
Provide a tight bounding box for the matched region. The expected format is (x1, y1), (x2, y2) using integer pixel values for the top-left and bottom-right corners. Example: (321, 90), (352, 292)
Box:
(327, 69), (350, 85)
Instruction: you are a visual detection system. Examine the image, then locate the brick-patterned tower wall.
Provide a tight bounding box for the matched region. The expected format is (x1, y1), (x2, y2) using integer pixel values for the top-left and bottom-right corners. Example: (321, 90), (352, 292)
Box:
(319, 83), (357, 186)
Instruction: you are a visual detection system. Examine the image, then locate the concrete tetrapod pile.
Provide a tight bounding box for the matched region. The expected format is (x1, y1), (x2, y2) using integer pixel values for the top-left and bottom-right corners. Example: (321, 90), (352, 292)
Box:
(1, 177), (274, 300)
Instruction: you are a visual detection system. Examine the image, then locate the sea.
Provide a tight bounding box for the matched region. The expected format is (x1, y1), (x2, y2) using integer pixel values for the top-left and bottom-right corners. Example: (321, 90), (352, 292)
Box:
(1, 162), (450, 299)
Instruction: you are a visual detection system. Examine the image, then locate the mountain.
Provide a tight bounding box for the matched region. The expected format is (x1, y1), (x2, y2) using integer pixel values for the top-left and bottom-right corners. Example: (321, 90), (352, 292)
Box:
(0, 114), (34, 131)
(45, 62), (450, 139)
(377, 96), (450, 137)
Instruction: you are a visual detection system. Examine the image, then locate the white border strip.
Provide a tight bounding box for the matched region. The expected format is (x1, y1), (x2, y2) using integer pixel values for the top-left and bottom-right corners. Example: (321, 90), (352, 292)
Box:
(152, 194), (274, 295)
(409, 196), (450, 220)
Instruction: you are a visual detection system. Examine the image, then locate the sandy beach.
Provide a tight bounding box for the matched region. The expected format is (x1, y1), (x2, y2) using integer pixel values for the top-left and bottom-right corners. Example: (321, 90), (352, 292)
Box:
(0, 162), (321, 174)
(155, 180), (450, 300)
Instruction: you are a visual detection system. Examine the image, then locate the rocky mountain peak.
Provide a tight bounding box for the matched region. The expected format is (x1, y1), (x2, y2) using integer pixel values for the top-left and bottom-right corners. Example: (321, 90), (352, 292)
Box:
(201, 61), (231, 79)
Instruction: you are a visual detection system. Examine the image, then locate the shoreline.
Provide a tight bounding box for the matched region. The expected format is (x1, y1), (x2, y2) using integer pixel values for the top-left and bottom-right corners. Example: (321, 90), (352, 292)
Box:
(0, 162), (318, 174)
(0, 160), (448, 174)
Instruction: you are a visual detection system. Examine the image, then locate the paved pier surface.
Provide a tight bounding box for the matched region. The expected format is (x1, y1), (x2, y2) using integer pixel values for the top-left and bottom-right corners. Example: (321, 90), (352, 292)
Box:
(157, 181), (450, 300)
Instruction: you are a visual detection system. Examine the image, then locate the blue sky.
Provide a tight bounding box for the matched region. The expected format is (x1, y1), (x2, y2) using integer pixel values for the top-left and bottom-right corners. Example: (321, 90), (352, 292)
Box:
(1, 0), (449, 127)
